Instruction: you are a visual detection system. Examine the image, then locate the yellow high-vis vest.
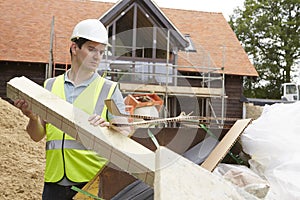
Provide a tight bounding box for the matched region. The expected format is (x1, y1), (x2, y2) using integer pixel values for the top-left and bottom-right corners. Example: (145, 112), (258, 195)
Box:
(43, 74), (117, 183)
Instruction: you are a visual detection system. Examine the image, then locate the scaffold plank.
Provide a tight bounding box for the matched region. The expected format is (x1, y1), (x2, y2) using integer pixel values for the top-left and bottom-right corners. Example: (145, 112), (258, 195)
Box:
(119, 83), (223, 97)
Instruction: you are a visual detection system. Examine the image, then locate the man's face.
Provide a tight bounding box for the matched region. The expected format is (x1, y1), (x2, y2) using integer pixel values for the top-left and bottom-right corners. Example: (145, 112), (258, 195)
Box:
(75, 41), (106, 72)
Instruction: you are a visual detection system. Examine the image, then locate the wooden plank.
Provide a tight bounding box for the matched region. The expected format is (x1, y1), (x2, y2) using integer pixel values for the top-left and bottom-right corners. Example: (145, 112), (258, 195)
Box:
(154, 147), (244, 200)
(200, 118), (252, 172)
(6, 76), (155, 186)
(74, 168), (102, 200)
(119, 83), (223, 97)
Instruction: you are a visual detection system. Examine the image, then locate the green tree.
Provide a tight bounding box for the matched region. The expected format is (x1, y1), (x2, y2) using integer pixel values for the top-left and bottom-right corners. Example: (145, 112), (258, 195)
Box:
(229, 0), (300, 99)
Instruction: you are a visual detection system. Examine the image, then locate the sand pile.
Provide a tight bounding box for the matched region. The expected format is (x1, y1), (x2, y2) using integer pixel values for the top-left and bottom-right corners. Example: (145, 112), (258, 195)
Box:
(0, 97), (45, 200)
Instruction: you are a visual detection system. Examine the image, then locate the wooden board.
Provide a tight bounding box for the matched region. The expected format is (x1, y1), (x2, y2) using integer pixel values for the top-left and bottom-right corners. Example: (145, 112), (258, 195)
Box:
(119, 83), (223, 97)
(200, 118), (252, 171)
(7, 76), (155, 186)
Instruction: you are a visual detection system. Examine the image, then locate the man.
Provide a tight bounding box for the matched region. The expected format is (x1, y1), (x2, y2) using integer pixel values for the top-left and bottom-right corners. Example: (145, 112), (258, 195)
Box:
(14, 19), (130, 200)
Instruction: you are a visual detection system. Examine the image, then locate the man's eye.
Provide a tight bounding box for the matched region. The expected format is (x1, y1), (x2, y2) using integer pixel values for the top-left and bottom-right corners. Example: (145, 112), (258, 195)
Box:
(88, 47), (104, 55)
(88, 47), (96, 52)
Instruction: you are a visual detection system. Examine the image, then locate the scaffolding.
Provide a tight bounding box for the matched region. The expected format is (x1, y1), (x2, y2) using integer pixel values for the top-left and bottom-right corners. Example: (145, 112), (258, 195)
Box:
(49, 46), (226, 126)
(47, 16), (70, 79)
(99, 27), (226, 124)
(48, 20), (227, 125)
(98, 59), (226, 125)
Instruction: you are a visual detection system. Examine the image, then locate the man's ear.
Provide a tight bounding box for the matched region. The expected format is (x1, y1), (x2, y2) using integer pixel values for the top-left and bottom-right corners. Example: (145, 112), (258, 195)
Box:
(70, 42), (77, 55)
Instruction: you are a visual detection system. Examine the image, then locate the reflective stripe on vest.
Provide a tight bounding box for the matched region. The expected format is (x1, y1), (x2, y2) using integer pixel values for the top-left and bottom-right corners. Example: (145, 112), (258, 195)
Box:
(46, 140), (86, 150)
(44, 78), (55, 91)
(43, 74), (117, 183)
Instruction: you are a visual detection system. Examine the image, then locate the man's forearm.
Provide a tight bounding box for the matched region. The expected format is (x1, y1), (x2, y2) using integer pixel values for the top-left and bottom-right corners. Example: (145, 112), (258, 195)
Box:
(26, 115), (46, 142)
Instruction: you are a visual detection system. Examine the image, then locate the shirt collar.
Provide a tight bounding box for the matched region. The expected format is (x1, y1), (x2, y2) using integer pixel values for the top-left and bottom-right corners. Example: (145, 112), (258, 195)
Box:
(64, 70), (99, 87)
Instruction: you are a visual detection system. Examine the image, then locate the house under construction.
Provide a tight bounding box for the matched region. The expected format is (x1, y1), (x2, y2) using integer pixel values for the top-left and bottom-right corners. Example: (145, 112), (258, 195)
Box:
(1, 1), (262, 199)
(0, 0), (258, 126)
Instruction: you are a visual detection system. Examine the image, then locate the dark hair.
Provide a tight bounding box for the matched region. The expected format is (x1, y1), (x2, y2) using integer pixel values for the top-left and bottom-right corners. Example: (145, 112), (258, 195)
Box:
(70, 37), (89, 56)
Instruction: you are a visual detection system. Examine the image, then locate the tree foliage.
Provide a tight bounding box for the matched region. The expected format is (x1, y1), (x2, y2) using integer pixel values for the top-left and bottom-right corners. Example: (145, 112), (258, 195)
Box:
(229, 0), (300, 99)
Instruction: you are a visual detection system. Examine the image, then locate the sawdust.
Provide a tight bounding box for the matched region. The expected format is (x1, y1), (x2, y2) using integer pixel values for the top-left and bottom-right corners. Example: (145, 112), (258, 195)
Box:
(0, 97), (45, 200)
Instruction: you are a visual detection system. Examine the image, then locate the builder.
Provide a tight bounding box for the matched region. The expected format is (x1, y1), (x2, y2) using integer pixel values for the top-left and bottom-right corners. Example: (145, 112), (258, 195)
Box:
(14, 19), (130, 200)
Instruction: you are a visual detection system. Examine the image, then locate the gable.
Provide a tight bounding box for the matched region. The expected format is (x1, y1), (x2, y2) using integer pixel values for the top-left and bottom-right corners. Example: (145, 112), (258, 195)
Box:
(100, 0), (189, 49)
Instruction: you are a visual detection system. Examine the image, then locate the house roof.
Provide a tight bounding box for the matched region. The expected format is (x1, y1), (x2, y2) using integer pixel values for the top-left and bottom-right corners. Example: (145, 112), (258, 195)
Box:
(0, 0), (258, 77)
(162, 8), (258, 76)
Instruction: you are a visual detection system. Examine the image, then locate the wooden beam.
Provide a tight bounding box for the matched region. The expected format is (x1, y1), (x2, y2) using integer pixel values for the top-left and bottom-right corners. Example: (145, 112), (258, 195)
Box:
(7, 76), (155, 186)
(119, 83), (223, 97)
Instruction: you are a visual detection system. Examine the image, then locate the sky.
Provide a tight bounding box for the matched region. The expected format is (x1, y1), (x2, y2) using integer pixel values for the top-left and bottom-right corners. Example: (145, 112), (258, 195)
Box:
(99, 0), (245, 20)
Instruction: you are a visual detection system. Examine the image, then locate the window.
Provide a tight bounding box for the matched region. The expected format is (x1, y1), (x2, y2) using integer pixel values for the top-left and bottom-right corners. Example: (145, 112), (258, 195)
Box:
(184, 34), (196, 52)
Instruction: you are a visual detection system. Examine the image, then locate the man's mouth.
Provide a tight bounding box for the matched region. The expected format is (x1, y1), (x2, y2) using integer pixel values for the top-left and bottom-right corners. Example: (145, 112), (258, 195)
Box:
(90, 62), (98, 66)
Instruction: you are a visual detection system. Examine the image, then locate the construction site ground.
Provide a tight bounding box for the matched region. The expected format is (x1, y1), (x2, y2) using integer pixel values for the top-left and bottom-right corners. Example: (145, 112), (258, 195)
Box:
(0, 98), (45, 200)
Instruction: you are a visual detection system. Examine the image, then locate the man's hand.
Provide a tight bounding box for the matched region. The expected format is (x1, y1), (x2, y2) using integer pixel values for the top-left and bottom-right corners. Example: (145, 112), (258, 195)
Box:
(88, 114), (110, 127)
(109, 117), (134, 137)
(88, 114), (133, 137)
(14, 99), (37, 120)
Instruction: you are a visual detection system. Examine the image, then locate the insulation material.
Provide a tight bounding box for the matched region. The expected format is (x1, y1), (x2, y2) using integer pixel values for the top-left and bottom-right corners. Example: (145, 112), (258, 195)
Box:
(241, 102), (300, 199)
(213, 163), (270, 199)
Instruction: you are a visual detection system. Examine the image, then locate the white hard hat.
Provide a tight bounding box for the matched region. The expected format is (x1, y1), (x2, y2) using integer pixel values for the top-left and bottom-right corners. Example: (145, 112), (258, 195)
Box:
(70, 19), (108, 45)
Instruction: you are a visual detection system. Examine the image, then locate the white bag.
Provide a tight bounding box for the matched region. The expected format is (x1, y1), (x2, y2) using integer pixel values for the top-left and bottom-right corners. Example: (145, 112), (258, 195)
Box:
(213, 163), (270, 199)
(241, 102), (300, 199)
